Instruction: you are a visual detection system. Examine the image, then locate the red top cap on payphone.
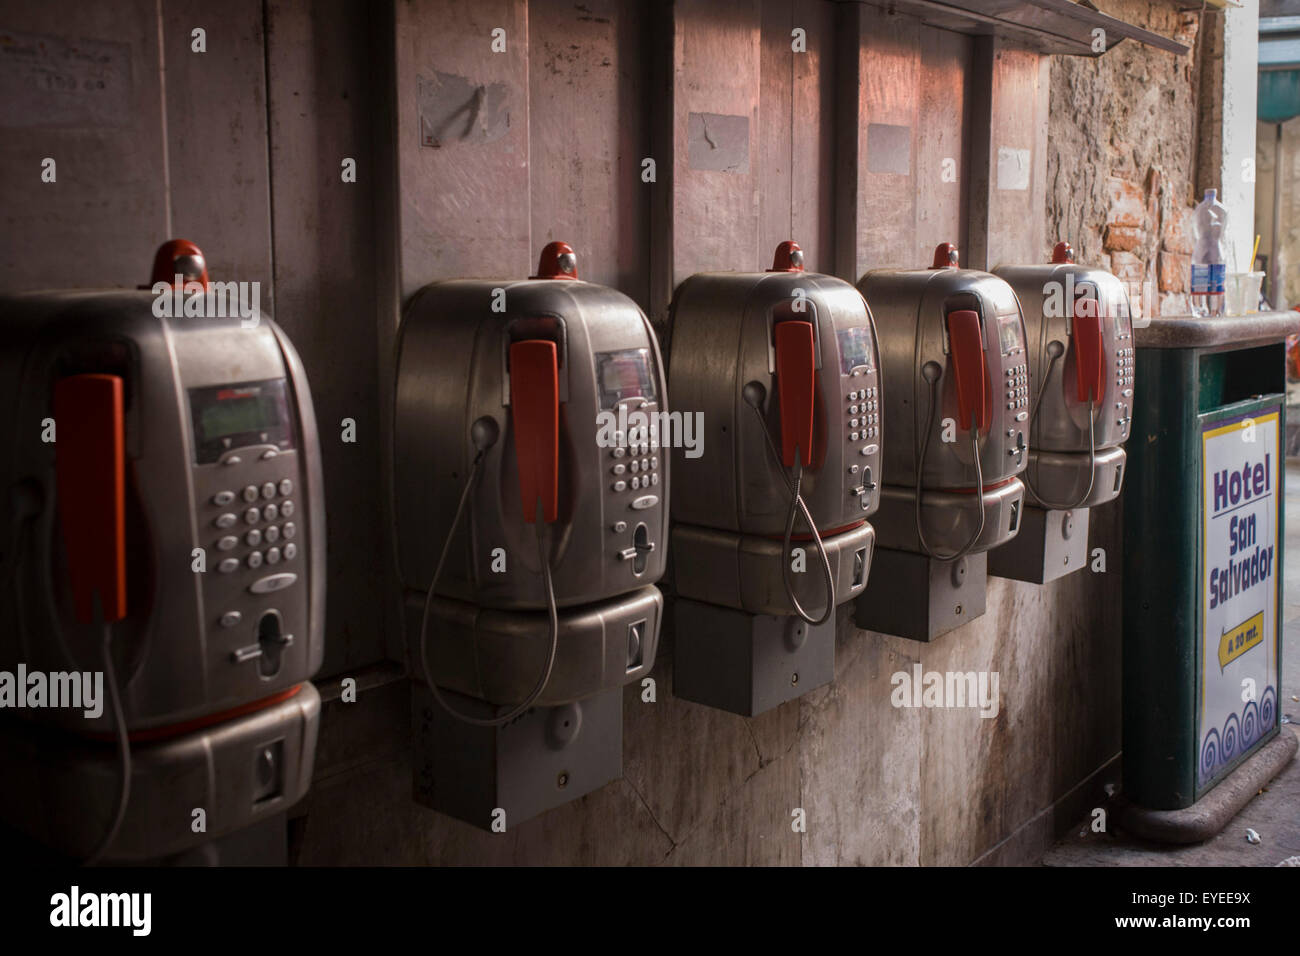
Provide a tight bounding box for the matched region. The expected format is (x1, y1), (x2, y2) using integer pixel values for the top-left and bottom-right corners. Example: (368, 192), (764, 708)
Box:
(931, 243), (959, 269)
(1051, 241), (1075, 264)
(768, 241), (805, 273)
(532, 241), (579, 280)
(149, 239), (209, 290)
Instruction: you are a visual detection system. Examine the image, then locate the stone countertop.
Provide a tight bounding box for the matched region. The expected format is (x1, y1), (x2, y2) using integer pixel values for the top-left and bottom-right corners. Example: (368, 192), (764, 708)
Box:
(1134, 311), (1300, 350)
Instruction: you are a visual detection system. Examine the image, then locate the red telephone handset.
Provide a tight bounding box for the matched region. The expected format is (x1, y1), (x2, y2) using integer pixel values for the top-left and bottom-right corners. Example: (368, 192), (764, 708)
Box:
(53, 374), (128, 624)
(1073, 298), (1104, 404)
(509, 339), (559, 523)
(946, 309), (989, 433)
(774, 320), (817, 468)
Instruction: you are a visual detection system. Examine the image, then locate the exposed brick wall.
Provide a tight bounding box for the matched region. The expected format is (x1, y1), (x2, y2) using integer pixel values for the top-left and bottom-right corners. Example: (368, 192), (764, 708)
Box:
(1045, 1), (1202, 317)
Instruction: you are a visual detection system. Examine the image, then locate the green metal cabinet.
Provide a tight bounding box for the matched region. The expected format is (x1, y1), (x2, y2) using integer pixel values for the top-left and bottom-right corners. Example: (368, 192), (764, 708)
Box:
(1123, 314), (1294, 811)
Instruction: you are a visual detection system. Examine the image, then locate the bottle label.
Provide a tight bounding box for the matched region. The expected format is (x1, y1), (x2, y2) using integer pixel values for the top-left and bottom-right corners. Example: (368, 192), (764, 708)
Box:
(1192, 263), (1226, 295)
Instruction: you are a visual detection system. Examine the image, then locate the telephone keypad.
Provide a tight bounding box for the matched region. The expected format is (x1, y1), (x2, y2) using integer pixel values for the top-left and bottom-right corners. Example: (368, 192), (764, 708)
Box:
(843, 372), (880, 512)
(1116, 345), (1134, 388)
(207, 470), (300, 587)
(1005, 361), (1029, 410)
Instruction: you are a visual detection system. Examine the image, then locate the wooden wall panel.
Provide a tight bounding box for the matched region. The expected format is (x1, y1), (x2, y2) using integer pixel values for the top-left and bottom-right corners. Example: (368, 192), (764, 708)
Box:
(0, 0), (167, 289)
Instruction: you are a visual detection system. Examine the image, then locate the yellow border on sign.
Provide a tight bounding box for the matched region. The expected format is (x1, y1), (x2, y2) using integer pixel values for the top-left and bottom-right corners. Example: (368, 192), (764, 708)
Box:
(1199, 410), (1280, 748)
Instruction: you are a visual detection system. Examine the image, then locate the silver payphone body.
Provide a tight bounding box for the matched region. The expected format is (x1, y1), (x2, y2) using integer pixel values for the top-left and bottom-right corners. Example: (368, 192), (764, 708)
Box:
(0, 241), (324, 863)
(666, 242), (878, 714)
(988, 241), (1133, 583)
(394, 242), (667, 829)
(853, 243), (1028, 640)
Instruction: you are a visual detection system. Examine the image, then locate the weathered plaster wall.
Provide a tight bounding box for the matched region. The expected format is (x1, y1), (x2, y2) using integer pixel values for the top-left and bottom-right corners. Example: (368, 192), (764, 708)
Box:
(1045, 0), (1202, 318)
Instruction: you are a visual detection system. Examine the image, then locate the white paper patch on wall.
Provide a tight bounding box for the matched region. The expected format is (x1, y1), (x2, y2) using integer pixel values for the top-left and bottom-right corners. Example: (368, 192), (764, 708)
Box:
(687, 112), (749, 174)
(996, 146), (1031, 191)
(867, 123), (911, 176)
(417, 71), (511, 148)
(0, 30), (132, 128)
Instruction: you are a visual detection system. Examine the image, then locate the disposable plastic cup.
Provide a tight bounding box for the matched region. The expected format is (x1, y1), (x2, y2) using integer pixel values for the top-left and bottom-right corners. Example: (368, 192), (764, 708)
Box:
(1226, 272), (1265, 315)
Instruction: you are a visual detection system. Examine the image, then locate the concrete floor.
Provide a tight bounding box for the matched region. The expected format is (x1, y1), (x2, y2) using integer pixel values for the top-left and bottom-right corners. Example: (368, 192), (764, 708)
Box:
(1043, 458), (1300, 866)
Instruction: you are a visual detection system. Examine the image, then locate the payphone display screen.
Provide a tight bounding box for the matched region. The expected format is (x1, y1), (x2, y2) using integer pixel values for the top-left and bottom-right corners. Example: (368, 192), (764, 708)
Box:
(997, 313), (1024, 355)
(836, 326), (874, 374)
(596, 348), (656, 409)
(1115, 300), (1132, 338)
(189, 378), (296, 463)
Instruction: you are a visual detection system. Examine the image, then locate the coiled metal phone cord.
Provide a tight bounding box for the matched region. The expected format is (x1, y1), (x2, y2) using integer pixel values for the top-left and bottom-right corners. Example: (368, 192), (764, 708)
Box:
(744, 385), (835, 626)
(914, 364), (985, 562)
(419, 422), (560, 728)
(1025, 342), (1098, 510)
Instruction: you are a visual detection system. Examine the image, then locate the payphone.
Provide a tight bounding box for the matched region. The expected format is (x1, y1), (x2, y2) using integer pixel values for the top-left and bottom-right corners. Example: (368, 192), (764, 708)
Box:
(394, 241), (667, 829)
(853, 243), (1028, 641)
(667, 241), (879, 715)
(988, 242), (1133, 583)
(0, 240), (324, 863)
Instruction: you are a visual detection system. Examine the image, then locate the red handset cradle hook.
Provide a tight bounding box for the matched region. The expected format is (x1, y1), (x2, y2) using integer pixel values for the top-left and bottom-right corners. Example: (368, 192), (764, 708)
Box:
(54, 374), (128, 624)
(946, 309), (989, 433)
(774, 320), (817, 468)
(509, 339), (560, 523)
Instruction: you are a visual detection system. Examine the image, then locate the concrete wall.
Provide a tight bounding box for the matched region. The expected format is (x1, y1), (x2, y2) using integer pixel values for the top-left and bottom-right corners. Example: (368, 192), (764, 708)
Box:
(1, 0), (1149, 865)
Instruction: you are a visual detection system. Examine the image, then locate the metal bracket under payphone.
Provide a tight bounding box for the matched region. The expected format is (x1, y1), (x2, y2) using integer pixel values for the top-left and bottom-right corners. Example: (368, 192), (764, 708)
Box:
(987, 506), (1090, 585)
(673, 600), (837, 717)
(411, 683), (623, 829)
(855, 549), (988, 642)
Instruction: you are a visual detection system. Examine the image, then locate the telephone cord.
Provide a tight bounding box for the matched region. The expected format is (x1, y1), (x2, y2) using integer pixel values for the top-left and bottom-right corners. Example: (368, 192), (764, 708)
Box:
(915, 374), (985, 562)
(83, 616), (130, 867)
(1025, 350), (1098, 510)
(419, 452), (560, 728)
(747, 402), (835, 626)
(10, 508), (130, 866)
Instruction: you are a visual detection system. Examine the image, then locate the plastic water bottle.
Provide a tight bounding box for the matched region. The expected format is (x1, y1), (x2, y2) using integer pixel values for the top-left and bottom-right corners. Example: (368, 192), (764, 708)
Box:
(1191, 189), (1227, 317)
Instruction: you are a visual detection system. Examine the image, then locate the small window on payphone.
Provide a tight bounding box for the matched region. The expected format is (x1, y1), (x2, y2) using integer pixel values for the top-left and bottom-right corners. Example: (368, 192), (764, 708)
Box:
(596, 348), (656, 409)
(836, 326), (875, 374)
(997, 314), (1024, 355)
